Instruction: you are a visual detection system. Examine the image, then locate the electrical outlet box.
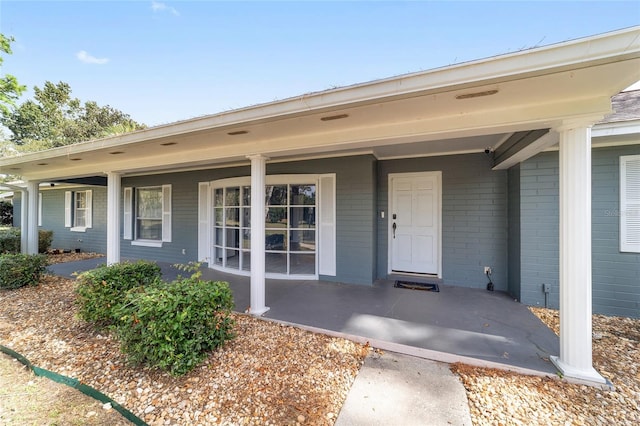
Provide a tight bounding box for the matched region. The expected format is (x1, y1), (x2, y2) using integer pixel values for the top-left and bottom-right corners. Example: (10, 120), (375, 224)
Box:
(484, 266), (492, 274)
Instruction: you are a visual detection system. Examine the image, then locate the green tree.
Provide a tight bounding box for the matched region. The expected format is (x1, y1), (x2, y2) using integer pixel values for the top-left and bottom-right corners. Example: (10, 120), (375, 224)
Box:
(0, 34), (26, 116)
(2, 81), (146, 150)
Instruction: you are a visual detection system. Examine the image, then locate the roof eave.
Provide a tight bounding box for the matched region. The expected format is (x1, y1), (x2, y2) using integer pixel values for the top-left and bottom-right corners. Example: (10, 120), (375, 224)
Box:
(2, 26), (639, 170)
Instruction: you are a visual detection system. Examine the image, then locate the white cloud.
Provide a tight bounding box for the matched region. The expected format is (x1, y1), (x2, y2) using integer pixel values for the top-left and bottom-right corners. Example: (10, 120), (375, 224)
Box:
(151, 1), (179, 16)
(76, 50), (109, 65)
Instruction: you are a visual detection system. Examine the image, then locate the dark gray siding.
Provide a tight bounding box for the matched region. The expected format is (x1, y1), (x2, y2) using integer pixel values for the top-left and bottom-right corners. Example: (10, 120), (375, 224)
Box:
(519, 145), (640, 317)
(507, 164), (521, 301)
(377, 153), (509, 290)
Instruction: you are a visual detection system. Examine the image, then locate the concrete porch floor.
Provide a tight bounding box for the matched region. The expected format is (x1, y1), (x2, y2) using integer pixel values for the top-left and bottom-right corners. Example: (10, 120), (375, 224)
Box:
(49, 259), (560, 376)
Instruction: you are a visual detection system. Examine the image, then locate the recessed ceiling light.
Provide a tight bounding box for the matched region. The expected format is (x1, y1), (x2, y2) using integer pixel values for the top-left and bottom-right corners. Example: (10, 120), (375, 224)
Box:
(228, 130), (249, 136)
(320, 114), (349, 121)
(109, 151), (124, 155)
(36, 163), (48, 166)
(69, 158), (82, 161)
(160, 142), (177, 146)
(455, 90), (499, 100)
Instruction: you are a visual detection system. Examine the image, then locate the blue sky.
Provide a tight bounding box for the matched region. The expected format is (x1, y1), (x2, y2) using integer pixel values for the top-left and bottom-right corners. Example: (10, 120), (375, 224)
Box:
(1, 1), (639, 127)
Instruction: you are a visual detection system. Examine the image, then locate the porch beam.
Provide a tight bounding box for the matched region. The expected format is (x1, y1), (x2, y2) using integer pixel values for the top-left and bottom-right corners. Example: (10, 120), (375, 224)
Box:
(106, 172), (121, 265)
(26, 181), (39, 255)
(248, 154), (270, 316)
(550, 121), (607, 385)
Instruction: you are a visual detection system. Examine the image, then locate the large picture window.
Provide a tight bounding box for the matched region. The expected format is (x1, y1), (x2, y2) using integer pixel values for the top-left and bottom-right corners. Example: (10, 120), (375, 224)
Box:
(212, 181), (317, 276)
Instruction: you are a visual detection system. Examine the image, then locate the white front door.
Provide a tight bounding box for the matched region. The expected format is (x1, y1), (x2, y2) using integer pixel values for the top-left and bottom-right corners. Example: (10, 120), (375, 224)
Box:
(389, 172), (441, 275)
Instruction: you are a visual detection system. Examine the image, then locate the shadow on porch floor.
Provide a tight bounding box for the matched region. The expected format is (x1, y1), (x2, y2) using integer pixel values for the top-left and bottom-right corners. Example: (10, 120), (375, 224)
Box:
(49, 258), (560, 375)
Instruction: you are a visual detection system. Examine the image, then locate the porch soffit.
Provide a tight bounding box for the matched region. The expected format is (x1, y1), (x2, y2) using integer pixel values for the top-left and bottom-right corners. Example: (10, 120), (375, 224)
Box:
(1, 27), (639, 181)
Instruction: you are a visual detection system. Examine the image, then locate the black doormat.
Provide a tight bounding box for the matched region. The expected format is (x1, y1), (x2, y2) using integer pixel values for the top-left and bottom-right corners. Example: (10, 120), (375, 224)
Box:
(394, 280), (440, 292)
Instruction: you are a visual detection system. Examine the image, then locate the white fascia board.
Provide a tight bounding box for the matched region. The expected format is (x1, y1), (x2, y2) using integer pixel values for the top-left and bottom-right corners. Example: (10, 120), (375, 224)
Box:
(1, 27), (639, 171)
(592, 120), (640, 139)
(0, 182), (26, 191)
(0, 181), (87, 190)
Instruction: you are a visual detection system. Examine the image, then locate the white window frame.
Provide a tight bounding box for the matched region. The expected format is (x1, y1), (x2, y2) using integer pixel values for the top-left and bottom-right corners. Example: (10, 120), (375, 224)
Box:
(125, 184), (172, 248)
(65, 190), (92, 233)
(620, 154), (640, 253)
(38, 193), (42, 227)
(201, 174), (336, 280)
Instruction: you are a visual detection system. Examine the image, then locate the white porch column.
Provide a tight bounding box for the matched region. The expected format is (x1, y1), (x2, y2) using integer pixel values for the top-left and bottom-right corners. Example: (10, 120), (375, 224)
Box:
(20, 189), (29, 254)
(106, 172), (121, 265)
(248, 154), (269, 316)
(26, 181), (39, 255)
(550, 123), (606, 385)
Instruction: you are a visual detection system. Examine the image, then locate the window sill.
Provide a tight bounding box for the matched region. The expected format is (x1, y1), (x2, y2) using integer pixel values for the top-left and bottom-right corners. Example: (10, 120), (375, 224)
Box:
(131, 240), (163, 248)
(70, 227), (87, 233)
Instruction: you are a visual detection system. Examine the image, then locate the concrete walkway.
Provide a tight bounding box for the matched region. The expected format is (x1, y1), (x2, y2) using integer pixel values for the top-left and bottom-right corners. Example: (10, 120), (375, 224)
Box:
(336, 351), (472, 426)
(49, 258), (561, 425)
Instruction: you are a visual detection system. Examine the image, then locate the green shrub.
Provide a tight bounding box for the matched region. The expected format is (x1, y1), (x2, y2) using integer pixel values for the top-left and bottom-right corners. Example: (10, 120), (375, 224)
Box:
(0, 201), (12, 225)
(0, 228), (21, 254)
(0, 253), (48, 289)
(0, 228), (53, 254)
(75, 261), (162, 327)
(38, 230), (53, 253)
(115, 276), (235, 376)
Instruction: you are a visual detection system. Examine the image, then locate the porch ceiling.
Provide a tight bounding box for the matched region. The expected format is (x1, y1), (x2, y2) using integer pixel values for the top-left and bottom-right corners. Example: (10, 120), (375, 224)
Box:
(1, 27), (639, 181)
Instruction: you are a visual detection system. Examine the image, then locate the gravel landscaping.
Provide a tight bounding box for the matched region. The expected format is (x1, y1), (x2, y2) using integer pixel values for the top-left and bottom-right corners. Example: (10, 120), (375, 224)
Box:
(45, 251), (104, 264)
(1, 256), (638, 425)
(0, 274), (367, 425)
(453, 307), (640, 425)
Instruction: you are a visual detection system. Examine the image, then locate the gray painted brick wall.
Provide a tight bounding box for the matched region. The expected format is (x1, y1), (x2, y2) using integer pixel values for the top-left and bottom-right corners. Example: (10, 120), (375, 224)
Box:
(508, 164), (521, 300)
(13, 157), (377, 285)
(519, 145), (640, 318)
(121, 166), (250, 264)
(592, 145), (640, 317)
(268, 156), (377, 284)
(14, 187), (108, 253)
(378, 153), (509, 290)
(120, 155), (377, 284)
(519, 152), (560, 309)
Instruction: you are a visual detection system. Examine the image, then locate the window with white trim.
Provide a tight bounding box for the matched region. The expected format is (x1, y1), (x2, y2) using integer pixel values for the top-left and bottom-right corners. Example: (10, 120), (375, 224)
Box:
(136, 187), (163, 240)
(38, 193), (42, 227)
(620, 154), (640, 253)
(200, 174), (336, 279)
(123, 185), (171, 246)
(211, 183), (316, 275)
(64, 190), (92, 232)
